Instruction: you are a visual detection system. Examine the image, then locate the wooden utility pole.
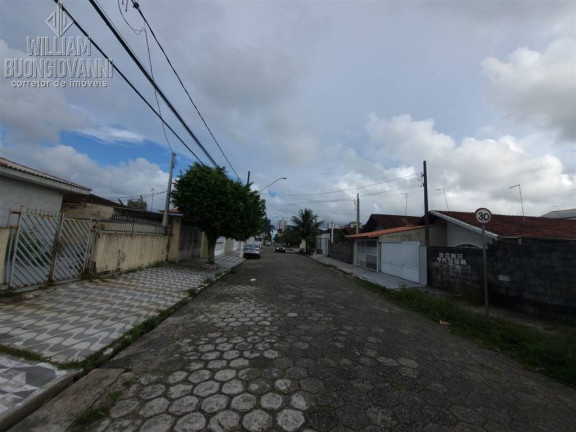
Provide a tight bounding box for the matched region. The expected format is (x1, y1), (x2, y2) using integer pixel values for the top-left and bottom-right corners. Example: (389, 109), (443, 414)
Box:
(246, 171), (251, 186)
(162, 152), (175, 228)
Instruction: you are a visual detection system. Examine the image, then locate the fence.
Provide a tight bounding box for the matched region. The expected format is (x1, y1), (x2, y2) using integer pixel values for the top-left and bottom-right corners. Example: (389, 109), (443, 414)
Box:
(428, 242), (576, 323)
(328, 240), (354, 264)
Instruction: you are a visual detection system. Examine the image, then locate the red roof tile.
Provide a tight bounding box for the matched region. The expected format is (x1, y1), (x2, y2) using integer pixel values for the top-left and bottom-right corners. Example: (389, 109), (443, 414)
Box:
(432, 211), (576, 241)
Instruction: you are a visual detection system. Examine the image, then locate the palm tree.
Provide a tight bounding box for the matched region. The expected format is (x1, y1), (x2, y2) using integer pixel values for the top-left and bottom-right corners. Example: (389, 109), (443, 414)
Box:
(291, 208), (323, 253)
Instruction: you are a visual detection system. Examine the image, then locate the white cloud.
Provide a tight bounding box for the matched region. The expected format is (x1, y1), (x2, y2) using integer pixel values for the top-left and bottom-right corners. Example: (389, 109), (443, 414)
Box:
(78, 126), (146, 145)
(483, 38), (576, 141)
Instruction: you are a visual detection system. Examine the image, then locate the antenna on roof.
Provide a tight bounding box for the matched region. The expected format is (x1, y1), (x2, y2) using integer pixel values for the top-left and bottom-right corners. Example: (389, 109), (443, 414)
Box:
(509, 184), (525, 220)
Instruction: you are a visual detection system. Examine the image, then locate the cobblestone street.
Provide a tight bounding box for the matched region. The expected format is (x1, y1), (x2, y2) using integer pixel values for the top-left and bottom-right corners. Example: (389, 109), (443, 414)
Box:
(13, 250), (576, 431)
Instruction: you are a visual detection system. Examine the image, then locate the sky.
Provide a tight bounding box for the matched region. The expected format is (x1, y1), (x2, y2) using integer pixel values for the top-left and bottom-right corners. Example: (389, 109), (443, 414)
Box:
(0, 0), (575, 228)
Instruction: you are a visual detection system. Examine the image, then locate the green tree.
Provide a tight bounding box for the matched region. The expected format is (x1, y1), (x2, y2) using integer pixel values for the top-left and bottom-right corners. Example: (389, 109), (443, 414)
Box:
(125, 195), (147, 210)
(291, 208), (323, 253)
(172, 163), (266, 264)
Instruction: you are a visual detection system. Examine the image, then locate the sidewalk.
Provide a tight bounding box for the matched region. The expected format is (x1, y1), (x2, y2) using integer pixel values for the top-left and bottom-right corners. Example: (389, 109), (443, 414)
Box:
(311, 254), (563, 334)
(311, 254), (424, 289)
(0, 252), (244, 430)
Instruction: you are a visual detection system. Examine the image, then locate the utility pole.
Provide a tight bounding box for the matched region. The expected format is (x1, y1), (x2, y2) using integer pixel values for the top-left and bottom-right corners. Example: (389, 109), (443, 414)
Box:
(246, 171), (251, 186)
(356, 193), (360, 234)
(423, 161), (429, 246)
(162, 152), (175, 228)
(150, 188), (155, 211)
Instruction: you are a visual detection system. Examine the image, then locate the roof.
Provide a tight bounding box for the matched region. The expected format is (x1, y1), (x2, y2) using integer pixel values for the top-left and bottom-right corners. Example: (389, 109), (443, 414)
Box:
(347, 225), (424, 239)
(63, 192), (124, 208)
(363, 214), (421, 232)
(0, 157), (90, 193)
(540, 209), (576, 220)
(431, 211), (576, 241)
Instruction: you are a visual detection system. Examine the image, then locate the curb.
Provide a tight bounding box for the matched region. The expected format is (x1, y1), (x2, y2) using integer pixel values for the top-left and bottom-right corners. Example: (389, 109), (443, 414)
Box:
(0, 369), (82, 432)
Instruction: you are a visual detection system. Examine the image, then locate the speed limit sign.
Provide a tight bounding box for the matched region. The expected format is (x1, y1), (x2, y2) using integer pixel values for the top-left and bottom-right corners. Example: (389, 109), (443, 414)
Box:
(475, 208), (492, 224)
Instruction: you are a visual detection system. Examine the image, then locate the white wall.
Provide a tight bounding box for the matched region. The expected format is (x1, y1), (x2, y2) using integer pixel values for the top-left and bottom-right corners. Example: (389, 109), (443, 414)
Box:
(0, 177), (63, 226)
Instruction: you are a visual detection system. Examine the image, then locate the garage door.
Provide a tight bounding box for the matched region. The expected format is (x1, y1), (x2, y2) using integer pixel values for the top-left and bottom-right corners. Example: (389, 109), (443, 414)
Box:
(380, 242), (421, 283)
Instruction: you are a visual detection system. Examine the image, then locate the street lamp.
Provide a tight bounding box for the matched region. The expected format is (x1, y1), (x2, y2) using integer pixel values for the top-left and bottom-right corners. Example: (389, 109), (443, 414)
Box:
(261, 177), (287, 192)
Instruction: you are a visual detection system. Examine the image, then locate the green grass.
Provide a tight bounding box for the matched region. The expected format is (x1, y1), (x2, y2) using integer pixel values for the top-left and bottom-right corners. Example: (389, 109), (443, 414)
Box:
(357, 280), (576, 387)
(73, 390), (123, 426)
(0, 345), (45, 362)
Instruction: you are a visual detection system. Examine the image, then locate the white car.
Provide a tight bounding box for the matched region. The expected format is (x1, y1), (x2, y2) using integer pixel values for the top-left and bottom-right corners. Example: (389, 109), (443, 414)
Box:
(243, 243), (261, 259)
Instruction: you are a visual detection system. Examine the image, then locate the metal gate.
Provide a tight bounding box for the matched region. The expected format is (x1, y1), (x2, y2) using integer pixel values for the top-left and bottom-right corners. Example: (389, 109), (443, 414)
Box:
(356, 239), (378, 271)
(4, 211), (95, 290)
(380, 242), (424, 283)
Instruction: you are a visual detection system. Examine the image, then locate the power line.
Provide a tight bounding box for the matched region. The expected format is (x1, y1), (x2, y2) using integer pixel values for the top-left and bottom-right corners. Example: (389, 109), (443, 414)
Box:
(53, 0), (205, 164)
(130, 0), (241, 180)
(88, 0), (218, 166)
(117, 0), (143, 34)
(277, 173), (420, 197)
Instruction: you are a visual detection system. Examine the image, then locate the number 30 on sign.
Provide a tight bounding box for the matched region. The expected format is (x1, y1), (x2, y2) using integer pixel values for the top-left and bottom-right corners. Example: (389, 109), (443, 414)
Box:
(475, 208), (492, 224)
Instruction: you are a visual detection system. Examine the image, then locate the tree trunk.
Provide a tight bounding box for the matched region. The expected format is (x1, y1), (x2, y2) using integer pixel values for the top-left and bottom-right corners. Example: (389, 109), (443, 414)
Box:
(206, 234), (217, 265)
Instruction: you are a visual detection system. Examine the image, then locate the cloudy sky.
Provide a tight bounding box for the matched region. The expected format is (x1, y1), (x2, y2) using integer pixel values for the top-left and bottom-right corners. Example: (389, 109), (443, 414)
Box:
(1, 0), (574, 227)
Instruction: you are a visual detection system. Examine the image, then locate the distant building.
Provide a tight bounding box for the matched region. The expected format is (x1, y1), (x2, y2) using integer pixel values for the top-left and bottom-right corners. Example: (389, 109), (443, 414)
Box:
(540, 209), (576, 220)
(277, 219), (287, 231)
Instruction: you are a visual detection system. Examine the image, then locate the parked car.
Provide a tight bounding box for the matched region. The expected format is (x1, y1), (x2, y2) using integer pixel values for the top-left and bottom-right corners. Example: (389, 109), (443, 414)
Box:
(275, 244), (286, 253)
(244, 243), (261, 259)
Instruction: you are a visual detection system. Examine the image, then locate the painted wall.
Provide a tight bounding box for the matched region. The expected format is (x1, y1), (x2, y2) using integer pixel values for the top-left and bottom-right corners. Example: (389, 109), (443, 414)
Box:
(446, 223), (494, 248)
(0, 227), (10, 284)
(168, 218), (181, 262)
(62, 203), (114, 220)
(0, 177), (63, 226)
(90, 232), (170, 274)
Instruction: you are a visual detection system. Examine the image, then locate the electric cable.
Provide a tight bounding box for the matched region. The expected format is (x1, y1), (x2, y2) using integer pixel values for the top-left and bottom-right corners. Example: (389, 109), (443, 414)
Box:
(51, 0), (205, 164)
(130, 0), (241, 180)
(87, 0), (218, 166)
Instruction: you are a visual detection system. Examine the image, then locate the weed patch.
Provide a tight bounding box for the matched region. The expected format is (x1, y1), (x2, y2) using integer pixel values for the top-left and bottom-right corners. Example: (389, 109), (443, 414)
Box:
(356, 280), (576, 387)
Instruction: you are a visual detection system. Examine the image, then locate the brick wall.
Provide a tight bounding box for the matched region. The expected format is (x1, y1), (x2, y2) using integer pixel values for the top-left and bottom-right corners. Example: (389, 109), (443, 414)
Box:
(428, 242), (576, 323)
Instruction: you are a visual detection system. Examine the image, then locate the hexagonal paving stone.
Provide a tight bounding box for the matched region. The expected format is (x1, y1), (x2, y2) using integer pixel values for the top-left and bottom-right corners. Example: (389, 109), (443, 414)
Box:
(231, 393), (257, 412)
(189, 369), (212, 384)
(166, 371), (188, 384)
(290, 391), (314, 410)
(215, 369), (237, 382)
(167, 384), (193, 399)
(377, 357), (398, 367)
(230, 358), (250, 369)
(198, 344), (216, 352)
(261, 392), (284, 411)
(292, 341), (309, 350)
(140, 384), (166, 400)
(216, 343), (234, 351)
(207, 410), (241, 432)
(242, 409), (273, 431)
(277, 409), (305, 431)
(263, 350), (280, 359)
(169, 396), (199, 415)
(221, 379), (245, 395)
(188, 361), (205, 371)
(141, 414), (174, 432)
(249, 378), (272, 394)
(201, 394), (229, 413)
(243, 349), (262, 359)
(207, 359), (228, 370)
(193, 380), (220, 397)
(174, 412), (206, 432)
(239, 368), (260, 381)
(274, 378), (299, 394)
(201, 351), (222, 360)
(139, 397), (170, 418)
(286, 366), (308, 380)
(299, 378), (324, 394)
(222, 350), (241, 360)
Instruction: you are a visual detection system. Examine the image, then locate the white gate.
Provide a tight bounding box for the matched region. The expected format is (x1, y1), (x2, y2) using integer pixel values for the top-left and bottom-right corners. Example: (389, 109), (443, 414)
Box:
(4, 211), (94, 290)
(380, 242), (424, 283)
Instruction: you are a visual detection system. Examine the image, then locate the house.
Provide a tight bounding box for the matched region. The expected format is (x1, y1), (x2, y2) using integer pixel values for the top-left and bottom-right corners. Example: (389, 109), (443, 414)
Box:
(540, 209), (576, 220)
(0, 157), (91, 226)
(345, 210), (576, 285)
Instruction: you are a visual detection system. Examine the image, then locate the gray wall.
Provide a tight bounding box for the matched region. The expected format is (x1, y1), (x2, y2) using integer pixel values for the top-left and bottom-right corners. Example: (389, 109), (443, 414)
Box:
(0, 177), (63, 226)
(428, 242), (576, 323)
(328, 241), (354, 264)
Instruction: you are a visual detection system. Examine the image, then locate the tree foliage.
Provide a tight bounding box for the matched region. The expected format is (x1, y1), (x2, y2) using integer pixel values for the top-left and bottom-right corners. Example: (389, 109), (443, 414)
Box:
(291, 208), (323, 252)
(121, 195), (147, 210)
(172, 163), (266, 264)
